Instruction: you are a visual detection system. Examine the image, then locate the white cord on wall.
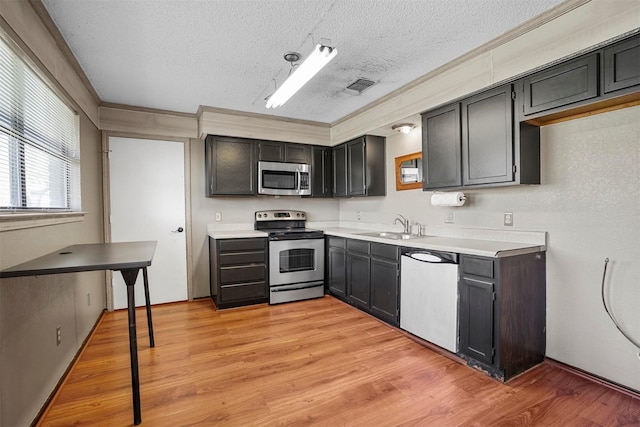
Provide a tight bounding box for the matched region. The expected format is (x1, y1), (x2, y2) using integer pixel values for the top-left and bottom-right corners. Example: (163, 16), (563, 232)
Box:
(600, 257), (640, 358)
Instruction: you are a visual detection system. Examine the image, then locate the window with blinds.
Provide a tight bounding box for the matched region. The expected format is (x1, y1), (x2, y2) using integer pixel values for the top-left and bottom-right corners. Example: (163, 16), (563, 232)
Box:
(0, 33), (80, 212)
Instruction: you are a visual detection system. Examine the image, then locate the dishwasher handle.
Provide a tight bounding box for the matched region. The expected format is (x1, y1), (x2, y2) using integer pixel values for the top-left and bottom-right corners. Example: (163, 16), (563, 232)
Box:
(402, 250), (458, 264)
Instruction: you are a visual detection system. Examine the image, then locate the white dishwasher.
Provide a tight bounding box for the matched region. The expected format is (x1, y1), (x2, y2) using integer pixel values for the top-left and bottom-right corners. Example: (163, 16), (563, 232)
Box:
(400, 248), (459, 353)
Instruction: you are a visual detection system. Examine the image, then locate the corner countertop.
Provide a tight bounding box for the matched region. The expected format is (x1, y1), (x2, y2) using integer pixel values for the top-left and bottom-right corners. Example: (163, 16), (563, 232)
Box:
(207, 223), (546, 258)
(322, 228), (545, 258)
(207, 229), (268, 239)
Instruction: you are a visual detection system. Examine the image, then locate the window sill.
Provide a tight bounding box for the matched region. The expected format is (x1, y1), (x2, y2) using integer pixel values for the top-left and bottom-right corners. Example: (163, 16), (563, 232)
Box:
(0, 212), (86, 232)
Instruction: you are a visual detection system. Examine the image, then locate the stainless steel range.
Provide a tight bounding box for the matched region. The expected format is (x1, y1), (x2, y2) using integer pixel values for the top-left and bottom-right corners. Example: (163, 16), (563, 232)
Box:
(255, 210), (324, 304)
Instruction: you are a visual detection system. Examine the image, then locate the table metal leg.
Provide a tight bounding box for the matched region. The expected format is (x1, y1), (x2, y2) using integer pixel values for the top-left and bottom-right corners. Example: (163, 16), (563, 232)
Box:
(142, 267), (155, 348)
(121, 268), (142, 426)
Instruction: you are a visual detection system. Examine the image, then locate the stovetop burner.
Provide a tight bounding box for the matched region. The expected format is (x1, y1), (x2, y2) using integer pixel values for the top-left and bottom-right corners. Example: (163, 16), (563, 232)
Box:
(254, 210), (323, 240)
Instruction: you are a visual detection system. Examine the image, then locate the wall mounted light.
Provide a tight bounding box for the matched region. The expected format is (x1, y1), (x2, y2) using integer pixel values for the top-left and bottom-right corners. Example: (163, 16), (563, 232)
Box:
(266, 44), (337, 109)
(392, 123), (415, 134)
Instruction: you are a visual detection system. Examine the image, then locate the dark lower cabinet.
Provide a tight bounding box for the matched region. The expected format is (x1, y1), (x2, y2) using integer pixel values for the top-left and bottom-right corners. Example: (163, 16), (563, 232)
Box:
(458, 252), (546, 381)
(346, 240), (370, 309)
(459, 275), (495, 366)
(209, 237), (268, 309)
(369, 244), (400, 326)
(328, 237), (399, 326)
(327, 237), (346, 297)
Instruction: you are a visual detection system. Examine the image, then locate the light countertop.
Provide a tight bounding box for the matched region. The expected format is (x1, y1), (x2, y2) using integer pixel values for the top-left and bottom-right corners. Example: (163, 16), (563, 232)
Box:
(322, 228), (545, 258)
(208, 224), (546, 258)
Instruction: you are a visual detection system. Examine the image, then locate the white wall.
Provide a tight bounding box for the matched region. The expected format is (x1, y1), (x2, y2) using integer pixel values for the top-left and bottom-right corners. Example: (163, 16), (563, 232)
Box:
(340, 106), (640, 392)
(0, 111), (105, 427)
(0, 3), (105, 425)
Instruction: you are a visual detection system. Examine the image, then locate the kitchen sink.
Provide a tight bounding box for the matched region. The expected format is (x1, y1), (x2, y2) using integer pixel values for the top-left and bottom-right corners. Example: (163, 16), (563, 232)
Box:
(356, 231), (422, 240)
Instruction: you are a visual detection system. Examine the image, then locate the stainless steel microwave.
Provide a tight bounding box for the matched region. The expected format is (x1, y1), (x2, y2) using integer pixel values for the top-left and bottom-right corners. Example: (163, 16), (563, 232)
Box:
(258, 161), (311, 196)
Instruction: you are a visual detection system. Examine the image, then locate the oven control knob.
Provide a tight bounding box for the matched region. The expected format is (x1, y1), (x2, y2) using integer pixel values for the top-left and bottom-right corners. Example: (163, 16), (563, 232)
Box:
(257, 214), (262, 218)
(301, 213), (305, 218)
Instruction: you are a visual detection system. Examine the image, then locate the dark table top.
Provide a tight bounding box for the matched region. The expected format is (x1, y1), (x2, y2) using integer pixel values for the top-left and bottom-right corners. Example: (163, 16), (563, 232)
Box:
(0, 241), (157, 278)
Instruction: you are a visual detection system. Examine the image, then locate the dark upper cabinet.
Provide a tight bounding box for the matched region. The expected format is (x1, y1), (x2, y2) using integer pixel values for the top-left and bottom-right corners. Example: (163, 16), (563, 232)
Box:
(257, 140), (284, 162)
(603, 35), (640, 94)
(205, 135), (256, 196)
(332, 144), (348, 197)
(257, 140), (310, 164)
(347, 138), (366, 196)
(421, 83), (539, 191)
(522, 54), (599, 116)
(310, 146), (332, 198)
(462, 84), (514, 186)
(422, 103), (462, 190)
(333, 135), (386, 197)
(285, 144), (311, 164)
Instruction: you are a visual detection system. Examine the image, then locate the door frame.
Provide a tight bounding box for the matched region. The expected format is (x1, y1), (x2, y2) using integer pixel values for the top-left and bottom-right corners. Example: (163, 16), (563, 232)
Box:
(101, 131), (193, 311)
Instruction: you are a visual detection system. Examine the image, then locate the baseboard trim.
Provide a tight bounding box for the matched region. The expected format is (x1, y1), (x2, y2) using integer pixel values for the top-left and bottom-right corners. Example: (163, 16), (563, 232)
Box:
(32, 309), (107, 426)
(545, 357), (640, 400)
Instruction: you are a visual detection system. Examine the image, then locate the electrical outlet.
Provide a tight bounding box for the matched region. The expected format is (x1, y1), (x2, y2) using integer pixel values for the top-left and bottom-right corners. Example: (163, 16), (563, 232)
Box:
(215, 212), (222, 222)
(56, 326), (61, 346)
(504, 212), (513, 226)
(444, 211), (455, 224)
(356, 211), (361, 220)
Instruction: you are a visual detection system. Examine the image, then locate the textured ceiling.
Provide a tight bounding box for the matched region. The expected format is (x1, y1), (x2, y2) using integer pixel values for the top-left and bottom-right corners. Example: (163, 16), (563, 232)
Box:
(42, 0), (566, 124)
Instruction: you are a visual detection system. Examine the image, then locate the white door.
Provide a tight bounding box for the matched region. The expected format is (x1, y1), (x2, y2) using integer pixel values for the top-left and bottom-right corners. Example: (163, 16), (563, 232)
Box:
(109, 136), (188, 309)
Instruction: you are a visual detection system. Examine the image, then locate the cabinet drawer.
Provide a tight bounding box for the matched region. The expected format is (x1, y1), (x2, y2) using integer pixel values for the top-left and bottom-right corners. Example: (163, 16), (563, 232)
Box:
(219, 282), (266, 302)
(370, 242), (399, 262)
(604, 35), (640, 93)
(461, 256), (494, 279)
(218, 238), (266, 253)
(327, 236), (346, 249)
(219, 251), (265, 266)
(347, 239), (370, 254)
(220, 265), (266, 284)
(523, 53), (598, 115)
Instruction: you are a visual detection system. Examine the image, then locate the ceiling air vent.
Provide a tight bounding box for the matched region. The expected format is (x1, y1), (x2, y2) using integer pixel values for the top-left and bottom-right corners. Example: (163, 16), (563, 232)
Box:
(346, 78), (375, 93)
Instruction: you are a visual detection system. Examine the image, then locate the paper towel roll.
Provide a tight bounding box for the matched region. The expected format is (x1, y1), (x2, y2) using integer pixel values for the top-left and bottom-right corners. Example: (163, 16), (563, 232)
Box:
(431, 192), (466, 207)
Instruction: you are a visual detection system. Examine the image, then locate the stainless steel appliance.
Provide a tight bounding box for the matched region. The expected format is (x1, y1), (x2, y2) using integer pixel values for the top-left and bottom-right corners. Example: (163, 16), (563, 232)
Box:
(257, 161), (311, 196)
(400, 248), (459, 352)
(255, 210), (324, 304)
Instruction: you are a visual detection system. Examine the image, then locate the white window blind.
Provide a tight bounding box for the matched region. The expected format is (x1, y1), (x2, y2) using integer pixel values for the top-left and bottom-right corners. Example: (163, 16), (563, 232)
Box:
(0, 34), (80, 212)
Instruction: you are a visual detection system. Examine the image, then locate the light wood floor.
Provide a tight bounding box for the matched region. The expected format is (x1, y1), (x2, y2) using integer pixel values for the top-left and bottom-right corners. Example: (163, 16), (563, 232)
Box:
(39, 296), (639, 426)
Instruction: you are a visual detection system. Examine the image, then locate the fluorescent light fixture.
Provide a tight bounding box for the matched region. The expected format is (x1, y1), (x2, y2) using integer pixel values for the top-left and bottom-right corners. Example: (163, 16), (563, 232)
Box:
(392, 123), (415, 134)
(266, 44), (337, 109)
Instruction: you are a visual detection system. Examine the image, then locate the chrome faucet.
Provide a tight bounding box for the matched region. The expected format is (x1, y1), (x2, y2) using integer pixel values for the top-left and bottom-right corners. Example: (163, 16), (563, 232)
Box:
(393, 214), (410, 234)
(413, 221), (424, 236)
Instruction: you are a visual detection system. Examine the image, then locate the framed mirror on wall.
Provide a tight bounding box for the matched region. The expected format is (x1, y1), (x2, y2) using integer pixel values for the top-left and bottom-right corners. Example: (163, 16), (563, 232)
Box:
(395, 152), (423, 190)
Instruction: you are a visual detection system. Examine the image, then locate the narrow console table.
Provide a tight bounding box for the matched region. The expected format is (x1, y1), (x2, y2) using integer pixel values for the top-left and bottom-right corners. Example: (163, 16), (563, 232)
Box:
(0, 241), (157, 425)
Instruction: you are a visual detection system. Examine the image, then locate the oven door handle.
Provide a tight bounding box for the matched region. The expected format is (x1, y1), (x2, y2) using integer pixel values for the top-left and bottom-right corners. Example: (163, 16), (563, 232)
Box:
(271, 282), (323, 293)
